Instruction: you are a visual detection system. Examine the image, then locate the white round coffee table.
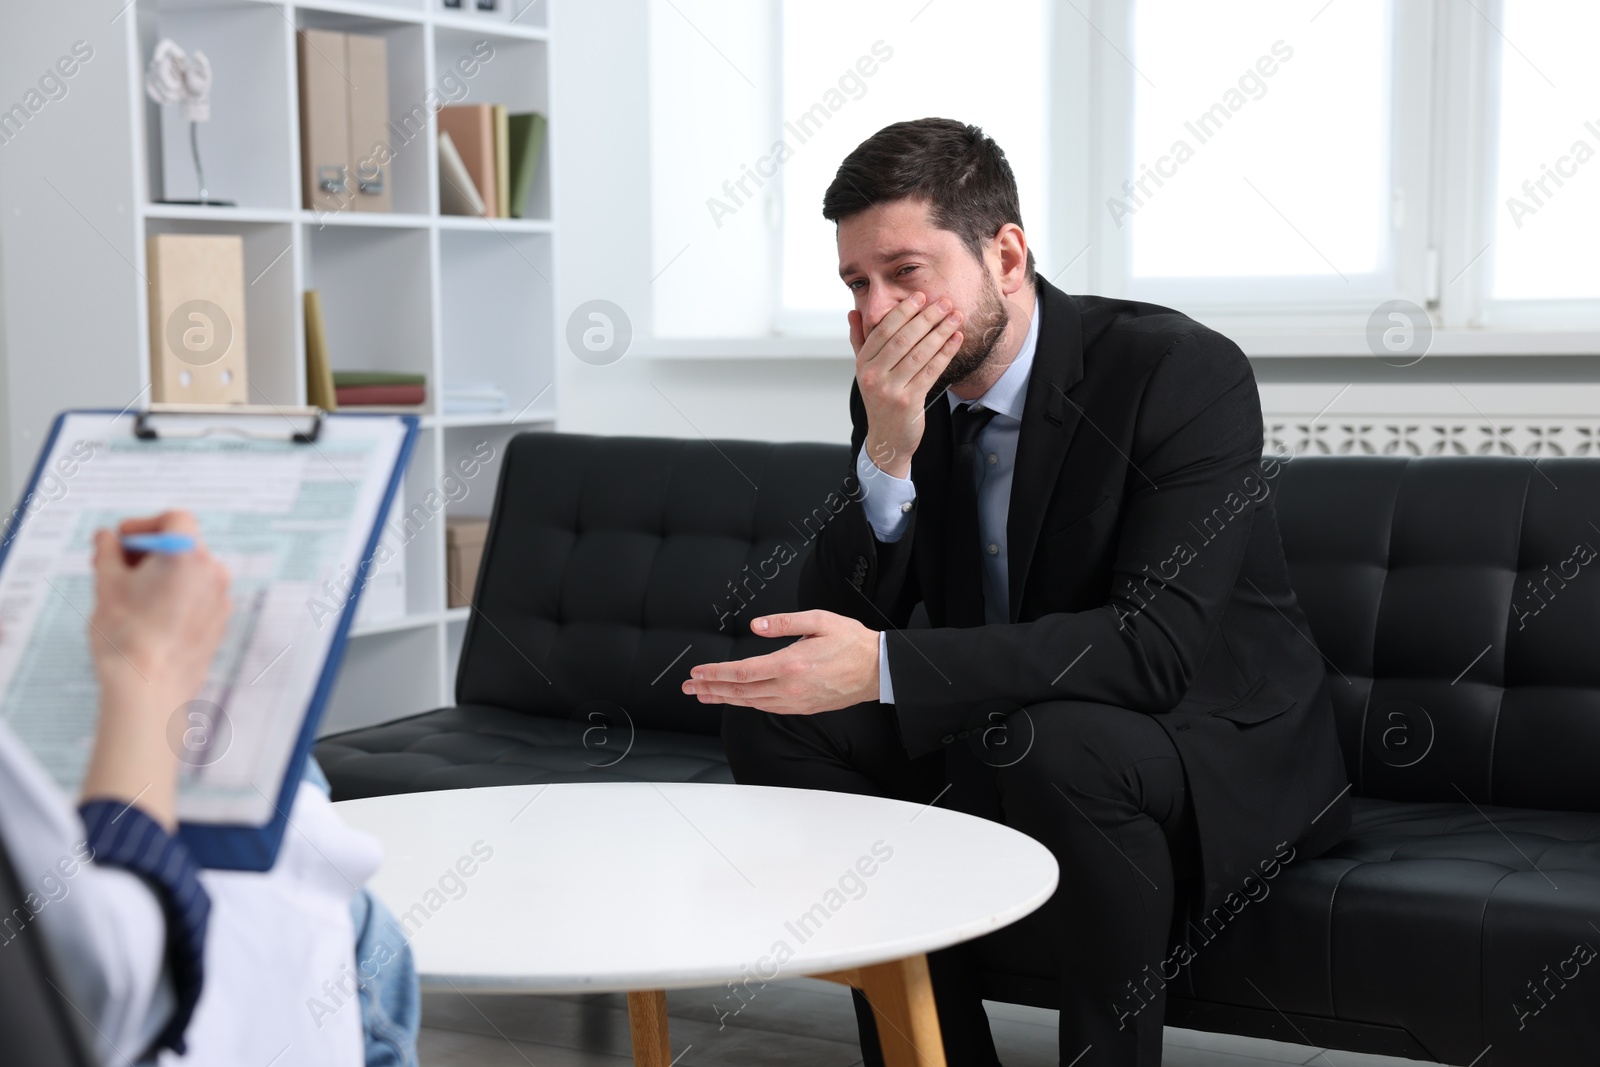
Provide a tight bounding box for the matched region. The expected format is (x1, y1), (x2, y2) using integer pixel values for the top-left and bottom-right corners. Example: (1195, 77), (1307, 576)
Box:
(335, 782), (1058, 1067)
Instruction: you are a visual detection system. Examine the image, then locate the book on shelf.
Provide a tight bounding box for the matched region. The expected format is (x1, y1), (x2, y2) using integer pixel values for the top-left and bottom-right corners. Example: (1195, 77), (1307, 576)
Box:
(438, 105), (498, 217)
(333, 371), (426, 408)
(333, 371), (427, 387)
(435, 105), (546, 219)
(304, 290), (338, 411)
(335, 386), (426, 407)
(437, 131), (486, 217)
(493, 104), (510, 220)
(506, 112), (547, 220)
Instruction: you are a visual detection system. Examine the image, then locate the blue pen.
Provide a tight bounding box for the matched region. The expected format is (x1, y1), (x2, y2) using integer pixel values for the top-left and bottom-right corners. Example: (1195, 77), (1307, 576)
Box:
(120, 532), (196, 554)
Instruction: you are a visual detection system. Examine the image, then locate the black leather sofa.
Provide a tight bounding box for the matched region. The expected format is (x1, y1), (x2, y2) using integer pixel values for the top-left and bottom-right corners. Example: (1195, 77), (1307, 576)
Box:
(317, 433), (1600, 1066)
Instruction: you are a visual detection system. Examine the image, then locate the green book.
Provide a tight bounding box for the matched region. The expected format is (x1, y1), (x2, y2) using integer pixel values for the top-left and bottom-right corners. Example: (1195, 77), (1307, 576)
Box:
(507, 112), (546, 220)
(332, 370), (427, 387)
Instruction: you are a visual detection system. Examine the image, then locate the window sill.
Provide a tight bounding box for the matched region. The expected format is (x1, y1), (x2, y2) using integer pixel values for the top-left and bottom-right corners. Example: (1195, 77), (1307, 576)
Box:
(632, 337), (854, 359)
(632, 328), (1599, 360)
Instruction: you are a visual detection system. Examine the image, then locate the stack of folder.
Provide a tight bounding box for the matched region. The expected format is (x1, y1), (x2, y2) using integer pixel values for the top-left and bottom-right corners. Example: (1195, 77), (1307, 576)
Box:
(333, 371), (427, 409)
(437, 105), (546, 218)
(298, 30), (392, 214)
(441, 381), (508, 416)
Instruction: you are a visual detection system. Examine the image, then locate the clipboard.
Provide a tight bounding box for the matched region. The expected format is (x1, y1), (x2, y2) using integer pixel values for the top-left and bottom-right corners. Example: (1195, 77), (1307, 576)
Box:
(0, 405), (419, 871)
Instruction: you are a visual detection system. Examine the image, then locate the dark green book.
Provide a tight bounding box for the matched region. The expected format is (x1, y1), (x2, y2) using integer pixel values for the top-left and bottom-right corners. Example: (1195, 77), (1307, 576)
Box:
(507, 112), (547, 220)
(332, 370), (427, 387)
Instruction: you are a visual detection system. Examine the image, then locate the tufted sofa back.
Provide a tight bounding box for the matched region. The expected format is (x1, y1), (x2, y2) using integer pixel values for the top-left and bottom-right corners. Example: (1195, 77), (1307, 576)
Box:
(1274, 454), (1600, 812)
(456, 433), (852, 737)
(461, 436), (1600, 814)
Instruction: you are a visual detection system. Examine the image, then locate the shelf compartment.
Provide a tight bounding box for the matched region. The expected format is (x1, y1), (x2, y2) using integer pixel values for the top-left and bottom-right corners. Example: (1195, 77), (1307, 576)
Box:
(141, 216), (301, 407)
(433, 0), (547, 35)
(295, 10), (431, 216)
(302, 222), (434, 390)
(142, 3), (296, 210)
(439, 421), (526, 521)
(384, 424), (447, 616)
(319, 624), (442, 736)
(431, 24), (550, 220)
(438, 228), (552, 420)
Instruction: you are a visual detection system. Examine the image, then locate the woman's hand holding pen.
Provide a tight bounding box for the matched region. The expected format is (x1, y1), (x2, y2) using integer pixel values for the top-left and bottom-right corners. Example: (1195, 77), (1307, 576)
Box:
(81, 510), (233, 829)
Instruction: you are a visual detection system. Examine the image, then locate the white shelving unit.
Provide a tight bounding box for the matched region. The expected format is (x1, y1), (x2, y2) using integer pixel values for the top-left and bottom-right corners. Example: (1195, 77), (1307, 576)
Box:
(7, 0), (559, 736)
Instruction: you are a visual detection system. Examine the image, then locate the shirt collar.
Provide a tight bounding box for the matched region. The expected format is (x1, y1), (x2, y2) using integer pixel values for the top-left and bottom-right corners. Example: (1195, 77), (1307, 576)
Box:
(947, 292), (1040, 423)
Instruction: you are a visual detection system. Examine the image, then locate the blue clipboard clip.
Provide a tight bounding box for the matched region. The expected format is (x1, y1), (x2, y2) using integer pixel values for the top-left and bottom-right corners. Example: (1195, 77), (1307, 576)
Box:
(134, 403), (325, 444)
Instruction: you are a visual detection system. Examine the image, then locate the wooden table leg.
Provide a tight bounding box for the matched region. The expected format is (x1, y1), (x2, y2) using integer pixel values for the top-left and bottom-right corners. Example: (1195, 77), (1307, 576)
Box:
(627, 989), (672, 1066)
(812, 954), (946, 1067)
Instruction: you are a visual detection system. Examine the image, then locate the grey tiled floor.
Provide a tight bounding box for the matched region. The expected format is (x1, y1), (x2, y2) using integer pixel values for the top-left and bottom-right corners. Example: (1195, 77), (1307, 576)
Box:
(418, 979), (1432, 1066)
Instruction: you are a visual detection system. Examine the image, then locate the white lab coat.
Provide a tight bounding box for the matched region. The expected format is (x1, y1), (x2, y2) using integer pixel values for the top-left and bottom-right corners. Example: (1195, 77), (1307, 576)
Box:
(0, 720), (379, 1067)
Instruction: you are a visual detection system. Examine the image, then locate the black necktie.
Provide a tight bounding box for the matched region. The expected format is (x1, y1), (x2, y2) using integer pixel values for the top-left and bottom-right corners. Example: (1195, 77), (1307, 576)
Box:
(943, 400), (1006, 823)
(944, 401), (997, 628)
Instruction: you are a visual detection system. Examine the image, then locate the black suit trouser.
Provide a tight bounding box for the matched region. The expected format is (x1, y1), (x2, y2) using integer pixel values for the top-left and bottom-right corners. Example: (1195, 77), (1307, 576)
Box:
(722, 698), (1200, 1067)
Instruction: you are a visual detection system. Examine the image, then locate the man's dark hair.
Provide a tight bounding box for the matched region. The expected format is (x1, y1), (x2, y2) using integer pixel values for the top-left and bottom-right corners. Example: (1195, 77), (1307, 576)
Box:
(822, 117), (1036, 283)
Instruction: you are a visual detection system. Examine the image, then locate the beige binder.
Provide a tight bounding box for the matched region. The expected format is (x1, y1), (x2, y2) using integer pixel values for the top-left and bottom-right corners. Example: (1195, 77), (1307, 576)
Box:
(346, 33), (392, 213)
(146, 234), (249, 405)
(298, 28), (353, 213)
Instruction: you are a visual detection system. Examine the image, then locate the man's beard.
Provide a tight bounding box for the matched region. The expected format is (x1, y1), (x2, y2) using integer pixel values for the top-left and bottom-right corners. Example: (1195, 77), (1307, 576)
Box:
(931, 275), (1011, 397)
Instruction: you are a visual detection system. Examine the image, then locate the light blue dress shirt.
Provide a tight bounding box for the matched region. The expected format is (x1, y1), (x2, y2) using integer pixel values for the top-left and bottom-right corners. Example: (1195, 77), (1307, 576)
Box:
(853, 295), (1042, 705)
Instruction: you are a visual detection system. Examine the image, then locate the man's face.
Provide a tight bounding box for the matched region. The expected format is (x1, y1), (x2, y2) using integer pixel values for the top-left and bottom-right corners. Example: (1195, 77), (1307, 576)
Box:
(837, 198), (1010, 393)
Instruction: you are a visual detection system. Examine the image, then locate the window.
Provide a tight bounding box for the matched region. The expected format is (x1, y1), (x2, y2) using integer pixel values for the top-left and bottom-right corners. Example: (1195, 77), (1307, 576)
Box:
(778, 0), (1048, 329)
(647, 0), (1047, 339)
(643, 0), (1600, 348)
(1487, 0), (1600, 304)
(1124, 1), (1392, 285)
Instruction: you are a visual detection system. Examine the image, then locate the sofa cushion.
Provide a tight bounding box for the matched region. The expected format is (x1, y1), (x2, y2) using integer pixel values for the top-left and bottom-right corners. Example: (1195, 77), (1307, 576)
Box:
(972, 796), (1600, 1064)
(451, 435), (852, 738)
(315, 705), (734, 800)
(1275, 456), (1600, 813)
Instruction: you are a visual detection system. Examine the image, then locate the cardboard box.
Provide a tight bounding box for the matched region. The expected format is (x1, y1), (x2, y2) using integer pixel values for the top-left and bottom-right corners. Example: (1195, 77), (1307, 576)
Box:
(146, 233), (249, 404)
(446, 517), (489, 608)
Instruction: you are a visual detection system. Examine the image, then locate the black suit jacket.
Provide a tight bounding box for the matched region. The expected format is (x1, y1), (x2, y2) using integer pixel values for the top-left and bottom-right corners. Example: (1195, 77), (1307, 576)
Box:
(798, 277), (1351, 914)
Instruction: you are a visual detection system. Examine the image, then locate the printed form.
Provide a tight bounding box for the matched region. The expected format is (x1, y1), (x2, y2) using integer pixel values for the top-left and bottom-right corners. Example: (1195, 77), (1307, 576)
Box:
(0, 412), (408, 826)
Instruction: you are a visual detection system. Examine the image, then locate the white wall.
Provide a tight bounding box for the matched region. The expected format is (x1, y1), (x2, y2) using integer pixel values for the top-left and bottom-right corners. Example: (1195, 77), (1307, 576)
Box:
(0, 9), (144, 507)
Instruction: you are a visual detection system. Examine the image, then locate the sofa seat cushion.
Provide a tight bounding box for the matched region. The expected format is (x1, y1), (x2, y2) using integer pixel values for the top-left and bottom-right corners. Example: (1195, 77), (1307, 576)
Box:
(314, 705), (734, 800)
(973, 797), (1600, 1064)
(1190, 798), (1600, 1063)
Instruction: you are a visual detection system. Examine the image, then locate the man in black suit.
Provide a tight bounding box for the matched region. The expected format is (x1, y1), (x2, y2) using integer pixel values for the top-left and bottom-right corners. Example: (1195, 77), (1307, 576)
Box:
(685, 118), (1351, 1066)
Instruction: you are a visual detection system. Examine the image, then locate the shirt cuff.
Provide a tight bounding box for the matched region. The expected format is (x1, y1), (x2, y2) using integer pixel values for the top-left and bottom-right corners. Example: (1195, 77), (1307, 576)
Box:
(79, 800), (210, 1057)
(878, 629), (895, 705)
(854, 447), (916, 543)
